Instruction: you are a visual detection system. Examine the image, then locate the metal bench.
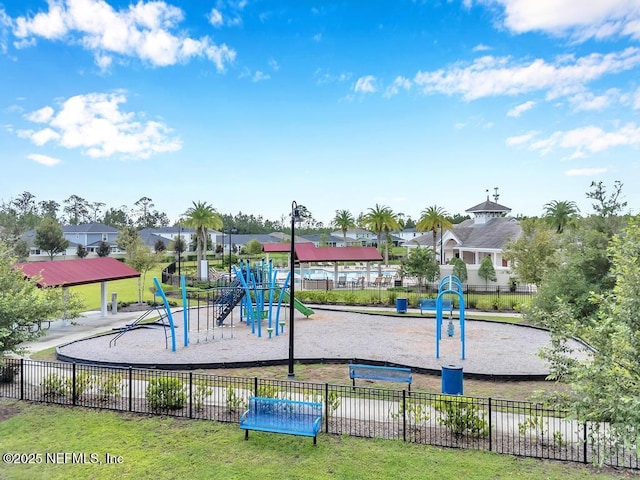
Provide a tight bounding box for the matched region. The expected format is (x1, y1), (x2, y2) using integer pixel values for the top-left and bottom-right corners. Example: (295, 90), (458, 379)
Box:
(240, 397), (323, 445)
(349, 364), (413, 392)
(419, 298), (453, 315)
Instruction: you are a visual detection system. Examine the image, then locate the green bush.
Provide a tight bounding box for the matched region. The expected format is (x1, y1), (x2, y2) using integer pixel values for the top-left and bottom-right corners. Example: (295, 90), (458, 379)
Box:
(475, 298), (495, 311)
(257, 383), (280, 399)
(434, 395), (488, 437)
(41, 373), (70, 398)
(95, 373), (124, 403)
(390, 398), (431, 425)
(146, 376), (186, 411)
(192, 379), (213, 411)
(225, 386), (246, 413)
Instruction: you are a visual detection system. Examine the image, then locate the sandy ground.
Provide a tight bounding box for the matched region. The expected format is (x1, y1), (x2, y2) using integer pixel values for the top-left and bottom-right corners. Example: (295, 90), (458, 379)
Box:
(54, 307), (590, 378)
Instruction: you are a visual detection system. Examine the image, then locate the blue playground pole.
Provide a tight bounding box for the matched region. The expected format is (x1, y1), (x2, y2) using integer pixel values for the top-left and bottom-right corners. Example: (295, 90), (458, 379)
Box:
(153, 277), (177, 352)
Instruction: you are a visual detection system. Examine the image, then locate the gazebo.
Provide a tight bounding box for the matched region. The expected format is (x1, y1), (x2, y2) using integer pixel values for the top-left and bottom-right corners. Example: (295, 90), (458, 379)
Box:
(14, 257), (140, 317)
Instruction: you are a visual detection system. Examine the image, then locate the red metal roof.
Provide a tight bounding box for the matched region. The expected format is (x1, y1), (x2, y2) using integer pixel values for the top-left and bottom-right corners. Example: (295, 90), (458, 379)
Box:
(263, 243), (383, 262)
(14, 257), (140, 288)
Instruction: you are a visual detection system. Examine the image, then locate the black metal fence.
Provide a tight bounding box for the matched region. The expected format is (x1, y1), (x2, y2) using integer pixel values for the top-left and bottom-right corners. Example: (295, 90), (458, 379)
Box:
(1, 358), (636, 470)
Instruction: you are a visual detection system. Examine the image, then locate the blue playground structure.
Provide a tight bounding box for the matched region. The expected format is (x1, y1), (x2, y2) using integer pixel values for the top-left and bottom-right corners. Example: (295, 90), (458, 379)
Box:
(435, 275), (466, 360)
(110, 259), (314, 352)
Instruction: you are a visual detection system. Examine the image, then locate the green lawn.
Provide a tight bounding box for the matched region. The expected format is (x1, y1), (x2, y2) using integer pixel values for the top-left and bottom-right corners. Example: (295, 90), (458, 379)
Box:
(69, 264), (171, 310)
(0, 401), (631, 480)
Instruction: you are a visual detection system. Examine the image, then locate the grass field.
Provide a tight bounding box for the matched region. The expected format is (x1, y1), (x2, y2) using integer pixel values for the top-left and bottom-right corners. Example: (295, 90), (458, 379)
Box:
(0, 400), (633, 480)
(69, 264), (170, 310)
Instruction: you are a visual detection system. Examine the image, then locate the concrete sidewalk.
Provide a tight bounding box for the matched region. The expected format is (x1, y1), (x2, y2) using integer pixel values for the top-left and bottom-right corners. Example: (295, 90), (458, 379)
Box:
(20, 309), (160, 355)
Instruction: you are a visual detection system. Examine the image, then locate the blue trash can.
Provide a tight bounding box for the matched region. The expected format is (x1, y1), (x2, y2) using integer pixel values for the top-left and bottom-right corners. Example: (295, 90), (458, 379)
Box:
(396, 298), (408, 313)
(441, 364), (463, 395)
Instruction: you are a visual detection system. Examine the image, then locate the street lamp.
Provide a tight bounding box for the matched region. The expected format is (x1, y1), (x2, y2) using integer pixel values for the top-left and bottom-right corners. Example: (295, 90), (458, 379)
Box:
(288, 200), (302, 378)
(229, 227), (237, 279)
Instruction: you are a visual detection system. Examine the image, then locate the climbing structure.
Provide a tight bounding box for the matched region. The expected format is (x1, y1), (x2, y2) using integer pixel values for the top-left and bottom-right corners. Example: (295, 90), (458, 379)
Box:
(435, 274), (466, 360)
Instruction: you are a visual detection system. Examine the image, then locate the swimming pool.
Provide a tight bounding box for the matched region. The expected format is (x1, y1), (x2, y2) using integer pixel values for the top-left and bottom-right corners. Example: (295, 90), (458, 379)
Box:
(297, 268), (397, 281)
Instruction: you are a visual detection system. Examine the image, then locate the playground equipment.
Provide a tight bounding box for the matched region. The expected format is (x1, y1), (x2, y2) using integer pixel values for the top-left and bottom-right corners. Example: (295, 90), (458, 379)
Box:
(234, 259), (314, 338)
(110, 261), (315, 351)
(435, 275), (466, 360)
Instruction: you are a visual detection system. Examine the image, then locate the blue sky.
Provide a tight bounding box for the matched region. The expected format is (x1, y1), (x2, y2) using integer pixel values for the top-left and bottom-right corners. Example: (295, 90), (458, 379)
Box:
(1, 0), (639, 227)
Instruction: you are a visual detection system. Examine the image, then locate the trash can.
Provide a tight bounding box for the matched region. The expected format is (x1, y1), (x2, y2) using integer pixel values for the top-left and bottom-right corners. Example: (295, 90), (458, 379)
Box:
(441, 364), (463, 395)
(396, 298), (408, 313)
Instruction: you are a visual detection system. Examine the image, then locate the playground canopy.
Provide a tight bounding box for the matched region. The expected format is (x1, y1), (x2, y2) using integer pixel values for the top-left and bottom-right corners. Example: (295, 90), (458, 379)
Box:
(262, 243), (383, 263)
(14, 257), (140, 317)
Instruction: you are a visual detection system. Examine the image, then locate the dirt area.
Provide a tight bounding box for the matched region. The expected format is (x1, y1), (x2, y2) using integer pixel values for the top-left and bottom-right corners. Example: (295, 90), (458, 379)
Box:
(0, 399), (21, 423)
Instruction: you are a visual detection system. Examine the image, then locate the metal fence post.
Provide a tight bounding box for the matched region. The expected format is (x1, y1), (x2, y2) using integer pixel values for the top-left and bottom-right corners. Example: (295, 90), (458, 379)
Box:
(488, 397), (492, 452)
(402, 390), (406, 442)
(189, 372), (193, 419)
(128, 367), (133, 412)
(325, 383), (329, 433)
(20, 358), (24, 401)
(254, 377), (258, 397)
(72, 363), (77, 406)
(583, 421), (588, 464)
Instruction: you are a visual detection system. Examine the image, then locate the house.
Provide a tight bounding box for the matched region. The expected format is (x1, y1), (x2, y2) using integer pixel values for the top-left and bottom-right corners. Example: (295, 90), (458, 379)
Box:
(21, 222), (124, 261)
(440, 198), (522, 286)
(330, 228), (377, 246)
(401, 196), (522, 287)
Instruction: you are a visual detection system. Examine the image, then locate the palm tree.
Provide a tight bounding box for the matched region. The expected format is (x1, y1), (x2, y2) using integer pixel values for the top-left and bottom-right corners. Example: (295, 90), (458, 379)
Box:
(362, 204), (399, 268)
(381, 209), (400, 266)
(416, 205), (453, 263)
(183, 201), (223, 279)
(543, 200), (580, 233)
(332, 209), (356, 247)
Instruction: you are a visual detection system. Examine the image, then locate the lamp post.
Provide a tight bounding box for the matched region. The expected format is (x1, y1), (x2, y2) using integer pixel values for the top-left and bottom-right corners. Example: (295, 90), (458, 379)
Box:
(229, 227), (237, 279)
(288, 200), (301, 378)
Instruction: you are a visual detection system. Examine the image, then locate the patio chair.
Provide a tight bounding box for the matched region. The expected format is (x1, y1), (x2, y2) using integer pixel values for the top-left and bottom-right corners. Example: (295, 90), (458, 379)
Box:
(370, 276), (383, 287)
(382, 276), (392, 287)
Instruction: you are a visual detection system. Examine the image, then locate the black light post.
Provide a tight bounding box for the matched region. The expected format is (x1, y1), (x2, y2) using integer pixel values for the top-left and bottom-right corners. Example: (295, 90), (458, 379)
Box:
(288, 200), (301, 378)
(229, 227), (237, 279)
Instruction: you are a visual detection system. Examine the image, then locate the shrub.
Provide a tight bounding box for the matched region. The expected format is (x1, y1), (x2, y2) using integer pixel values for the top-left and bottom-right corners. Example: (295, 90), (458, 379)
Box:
(146, 376), (186, 411)
(257, 383), (279, 399)
(72, 371), (94, 402)
(390, 398), (431, 425)
(41, 373), (69, 398)
(225, 386), (247, 413)
(95, 373), (124, 403)
(192, 379), (213, 411)
(434, 395), (488, 437)
(475, 298), (495, 311)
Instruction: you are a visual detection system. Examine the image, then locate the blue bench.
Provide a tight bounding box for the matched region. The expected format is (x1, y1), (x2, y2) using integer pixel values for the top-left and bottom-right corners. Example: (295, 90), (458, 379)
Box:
(240, 397), (323, 445)
(349, 364), (413, 392)
(419, 298), (453, 315)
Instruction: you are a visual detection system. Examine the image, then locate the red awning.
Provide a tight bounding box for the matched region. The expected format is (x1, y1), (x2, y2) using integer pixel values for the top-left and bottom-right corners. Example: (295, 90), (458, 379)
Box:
(14, 257), (140, 288)
(263, 243), (382, 262)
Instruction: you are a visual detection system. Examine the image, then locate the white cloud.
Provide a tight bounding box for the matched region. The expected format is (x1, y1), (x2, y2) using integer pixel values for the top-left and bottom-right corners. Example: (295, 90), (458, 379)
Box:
(8, 0), (235, 71)
(17, 91), (182, 159)
(384, 76), (412, 98)
(565, 167), (608, 176)
(208, 8), (223, 27)
(486, 0), (640, 41)
(472, 43), (491, 52)
(568, 89), (619, 111)
(313, 33), (322, 42)
(252, 70), (270, 82)
(354, 75), (376, 94)
(27, 153), (61, 166)
(506, 130), (540, 146)
(268, 58), (279, 71)
(413, 48), (640, 101)
(26, 106), (54, 123)
(314, 69), (351, 85)
(517, 123), (640, 157)
(507, 100), (535, 117)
